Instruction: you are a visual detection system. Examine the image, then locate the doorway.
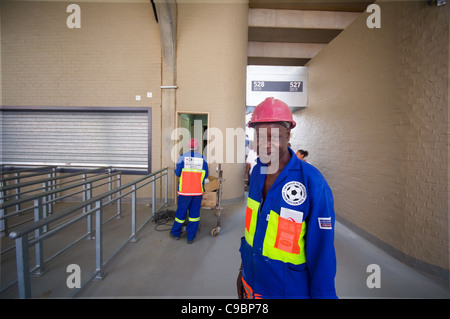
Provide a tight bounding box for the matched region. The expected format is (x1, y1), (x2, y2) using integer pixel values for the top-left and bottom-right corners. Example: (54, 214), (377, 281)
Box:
(174, 112), (210, 200)
(176, 112), (209, 156)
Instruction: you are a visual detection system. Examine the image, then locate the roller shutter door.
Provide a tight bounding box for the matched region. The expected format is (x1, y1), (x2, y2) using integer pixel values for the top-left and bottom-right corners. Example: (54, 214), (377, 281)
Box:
(1, 108), (151, 171)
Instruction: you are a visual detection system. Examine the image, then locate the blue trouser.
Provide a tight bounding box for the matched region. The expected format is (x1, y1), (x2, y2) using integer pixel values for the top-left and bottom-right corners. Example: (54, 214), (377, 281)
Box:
(171, 195), (202, 241)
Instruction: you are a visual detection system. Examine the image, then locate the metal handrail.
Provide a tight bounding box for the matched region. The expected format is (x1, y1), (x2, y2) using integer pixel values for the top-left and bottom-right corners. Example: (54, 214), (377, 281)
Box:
(1, 171), (115, 204)
(0, 165), (57, 179)
(8, 167), (169, 298)
(0, 168), (120, 235)
(0, 168), (116, 209)
(1, 166), (57, 216)
(0, 166), (112, 199)
(1, 165), (53, 174)
(0, 173), (121, 254)
(0, 165), (57, 187)
(0, 170), (122, 295)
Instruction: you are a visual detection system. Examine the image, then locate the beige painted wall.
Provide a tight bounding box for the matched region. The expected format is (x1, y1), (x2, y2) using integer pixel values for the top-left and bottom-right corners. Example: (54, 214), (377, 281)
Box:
(290, 2), (448, 275)
(2, 1), (162, 199)
(2, 1), (161, 108)
(2, 1), (248, 203)
(176, 2), (248, 202)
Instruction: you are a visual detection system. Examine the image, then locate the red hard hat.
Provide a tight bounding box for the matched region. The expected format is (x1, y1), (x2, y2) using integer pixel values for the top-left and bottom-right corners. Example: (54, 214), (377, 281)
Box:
(248, 97), (296, 129)
(188, 138), (199, 149)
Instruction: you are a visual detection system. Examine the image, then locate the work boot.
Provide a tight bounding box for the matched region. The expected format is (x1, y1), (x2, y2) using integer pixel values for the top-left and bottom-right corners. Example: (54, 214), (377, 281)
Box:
(170, 232), (180, 240)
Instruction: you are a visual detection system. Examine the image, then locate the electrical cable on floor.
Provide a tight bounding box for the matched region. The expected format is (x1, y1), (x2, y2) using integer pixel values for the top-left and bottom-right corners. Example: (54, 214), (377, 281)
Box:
(152, 209), (176, 231)
(151, 208), (202, 234)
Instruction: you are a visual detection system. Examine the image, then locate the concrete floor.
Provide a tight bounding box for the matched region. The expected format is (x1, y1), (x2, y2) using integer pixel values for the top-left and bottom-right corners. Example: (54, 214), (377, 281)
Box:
(1, 196), (449, 299)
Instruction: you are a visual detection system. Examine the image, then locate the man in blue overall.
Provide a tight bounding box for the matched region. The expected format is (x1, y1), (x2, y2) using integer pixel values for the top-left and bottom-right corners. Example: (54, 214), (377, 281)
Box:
(171, 138), (208, 244)
(237, 97), (337, 299)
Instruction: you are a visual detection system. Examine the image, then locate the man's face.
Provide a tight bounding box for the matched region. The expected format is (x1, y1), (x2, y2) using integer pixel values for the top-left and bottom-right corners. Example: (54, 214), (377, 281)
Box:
(255, 122), (290, 171)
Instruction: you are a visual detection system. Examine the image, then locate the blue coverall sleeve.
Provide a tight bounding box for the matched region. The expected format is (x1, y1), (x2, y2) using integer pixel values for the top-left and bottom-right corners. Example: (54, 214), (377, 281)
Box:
(175, 155), (184, 177)
(305, 174), (338, 299)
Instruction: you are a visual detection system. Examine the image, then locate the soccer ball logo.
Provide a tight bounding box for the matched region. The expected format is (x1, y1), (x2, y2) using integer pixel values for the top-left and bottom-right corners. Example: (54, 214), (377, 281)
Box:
(282, 181), (306, 206)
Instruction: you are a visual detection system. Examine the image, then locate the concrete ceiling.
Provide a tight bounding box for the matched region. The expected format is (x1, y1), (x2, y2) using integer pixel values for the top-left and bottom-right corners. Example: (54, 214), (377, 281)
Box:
(247, 0), (375, 66)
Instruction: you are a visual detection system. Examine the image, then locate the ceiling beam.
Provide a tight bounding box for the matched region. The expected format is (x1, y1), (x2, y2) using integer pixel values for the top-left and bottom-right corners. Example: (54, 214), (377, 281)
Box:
(249, 8), (361, 30)
(248, 41), (327, 59)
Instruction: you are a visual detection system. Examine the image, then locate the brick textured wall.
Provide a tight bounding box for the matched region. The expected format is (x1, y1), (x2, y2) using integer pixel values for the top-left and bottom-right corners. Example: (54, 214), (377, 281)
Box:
(2, 0), (163, 177)
(290, 2), (448, 275)
(2, 1), (248, 202)
(2, 1), (160, 108)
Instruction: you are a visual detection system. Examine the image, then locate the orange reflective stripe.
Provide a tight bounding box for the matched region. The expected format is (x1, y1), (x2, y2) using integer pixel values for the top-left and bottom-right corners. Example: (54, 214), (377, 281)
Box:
(245, 206), (252, 232)
(241, 277), (264, 299)
(241, 277), (253, 299)
(244, 198), (259, 247)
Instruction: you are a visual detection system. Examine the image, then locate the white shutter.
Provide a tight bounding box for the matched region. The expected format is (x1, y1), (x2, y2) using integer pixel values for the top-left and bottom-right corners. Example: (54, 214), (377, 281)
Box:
(1, 108), (151, 171)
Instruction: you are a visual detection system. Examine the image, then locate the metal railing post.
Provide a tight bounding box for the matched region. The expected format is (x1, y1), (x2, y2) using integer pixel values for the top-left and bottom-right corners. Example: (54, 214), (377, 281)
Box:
(42, 181), (51, 216)
(86, 183), (93, 239)
(108, 168), (112, 201)
(15, 235), (31, 298)
(82, 173), (87, 211)
(0, 178), (4, 235)
(45, 180), (52, 215)
(0, 204), (6, 236)
(42, 192), (48, 233)
(50, 179), (54, 215)
(94, 200), (106, 280)
(33, 198), (46, 276)
(15, 172), (20, 211)
(130, 184), (138, 242)
(116, 174), (121, 219)
(151, 175), (156, 216)
(164, 169), (168, 204)
(52, 167), (57, 205)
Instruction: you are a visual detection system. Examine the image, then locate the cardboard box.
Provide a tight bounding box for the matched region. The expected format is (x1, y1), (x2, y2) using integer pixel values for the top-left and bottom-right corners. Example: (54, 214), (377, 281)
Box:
(201, 191), (217, 207)
(204, 176), (220, 192)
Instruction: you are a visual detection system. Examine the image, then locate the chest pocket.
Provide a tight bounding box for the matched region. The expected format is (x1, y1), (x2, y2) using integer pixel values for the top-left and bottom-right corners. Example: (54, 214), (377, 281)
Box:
(262, 210), (307, 265)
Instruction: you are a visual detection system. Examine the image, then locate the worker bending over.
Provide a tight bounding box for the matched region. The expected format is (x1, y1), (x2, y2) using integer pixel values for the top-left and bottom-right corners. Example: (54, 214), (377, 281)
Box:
(171, 138), (208, 244)
(237, 97), (337, 299)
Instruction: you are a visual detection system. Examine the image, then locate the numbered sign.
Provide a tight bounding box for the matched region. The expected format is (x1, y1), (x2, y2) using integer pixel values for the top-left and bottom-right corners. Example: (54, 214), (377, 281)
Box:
(247, 66), (308, 108)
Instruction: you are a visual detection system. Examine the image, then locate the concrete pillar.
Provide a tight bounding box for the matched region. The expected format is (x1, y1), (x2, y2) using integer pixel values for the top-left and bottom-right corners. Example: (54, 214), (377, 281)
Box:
(154, 1), (177, 200)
